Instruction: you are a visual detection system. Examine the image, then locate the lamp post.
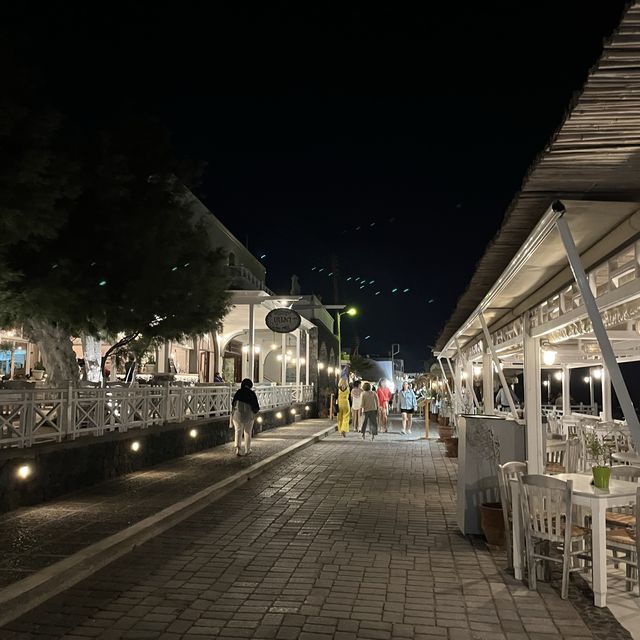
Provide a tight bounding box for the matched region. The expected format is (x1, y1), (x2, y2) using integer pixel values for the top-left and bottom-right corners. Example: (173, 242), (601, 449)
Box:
(336, 307), (357, 377)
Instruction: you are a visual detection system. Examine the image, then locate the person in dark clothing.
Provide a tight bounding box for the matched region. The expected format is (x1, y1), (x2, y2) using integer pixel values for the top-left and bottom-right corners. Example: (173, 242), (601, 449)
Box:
(231, 378), (260, 456)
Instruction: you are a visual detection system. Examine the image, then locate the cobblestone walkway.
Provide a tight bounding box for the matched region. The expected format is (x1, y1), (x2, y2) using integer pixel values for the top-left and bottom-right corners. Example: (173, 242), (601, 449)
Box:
(0, 419), (334, 590)
(0, 416), (631, 639)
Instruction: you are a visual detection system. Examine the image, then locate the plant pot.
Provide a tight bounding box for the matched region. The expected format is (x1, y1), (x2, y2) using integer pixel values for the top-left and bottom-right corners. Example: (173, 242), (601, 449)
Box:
(592, 466), (611, 489)
(480, 502), (505, 546)
(438, 425), (453, 442)
(444, 436), (458, 458)
(32, 370), (44, 380)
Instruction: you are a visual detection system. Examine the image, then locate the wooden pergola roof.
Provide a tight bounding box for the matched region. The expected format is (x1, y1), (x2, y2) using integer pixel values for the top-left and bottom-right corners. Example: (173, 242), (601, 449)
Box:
(435, 1), (640, 351)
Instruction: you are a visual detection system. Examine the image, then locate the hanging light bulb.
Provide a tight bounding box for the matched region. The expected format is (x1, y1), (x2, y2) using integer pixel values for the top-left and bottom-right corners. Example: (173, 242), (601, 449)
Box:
(541, 340), (557, 366)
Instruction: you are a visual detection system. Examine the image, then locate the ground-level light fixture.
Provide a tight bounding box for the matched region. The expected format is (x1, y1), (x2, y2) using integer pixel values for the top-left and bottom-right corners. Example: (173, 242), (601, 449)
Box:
(275, 412), (283, 419)
(16, 464), (32, 480)
(189, 429), (198, 438)
(130, 441), (141, 452)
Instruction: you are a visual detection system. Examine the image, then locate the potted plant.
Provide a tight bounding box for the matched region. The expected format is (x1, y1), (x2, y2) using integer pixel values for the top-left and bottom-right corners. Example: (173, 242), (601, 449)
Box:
(32, 361), (45, 381)
(585, 432), (611, 489)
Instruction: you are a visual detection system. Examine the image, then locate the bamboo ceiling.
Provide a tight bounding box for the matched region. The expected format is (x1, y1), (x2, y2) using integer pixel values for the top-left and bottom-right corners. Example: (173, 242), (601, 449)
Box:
(435, 1), (640, 351)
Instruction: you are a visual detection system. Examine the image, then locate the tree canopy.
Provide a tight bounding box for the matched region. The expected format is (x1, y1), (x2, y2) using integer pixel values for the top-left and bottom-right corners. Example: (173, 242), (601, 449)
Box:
(0, 107), (231, 382)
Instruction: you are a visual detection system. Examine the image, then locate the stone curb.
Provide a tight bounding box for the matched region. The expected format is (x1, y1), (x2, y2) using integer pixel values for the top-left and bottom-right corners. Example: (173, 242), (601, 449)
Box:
(0, 422), (337, 627)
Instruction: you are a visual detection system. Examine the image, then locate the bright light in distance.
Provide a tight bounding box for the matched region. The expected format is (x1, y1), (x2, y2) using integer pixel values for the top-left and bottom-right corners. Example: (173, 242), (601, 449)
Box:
(327, 367), (334, 374)
(253, 346), (261, 354)
(554, 371), (563, 381)
(130, 441), (141, 452)
(271, 343), (277, 350)
(304, 405), (310, 411)
(461, 371), (468, 380)
(318, 362), (324, 370)
(473, 365), (482, 377)
(290, 409), (296, 415)
(189, 429), (198, 438)
(583, 376), (591, 384)
(17, 464), (31, 480)
(276, 412), (283, 419)
(592, 368), (602, 380)
(257, 416), (263, 423)
(242, 345), (249, 353)
(299, 357), (306, 364)
(276, 354), (283, 361)
(286, 350), (292, 356)
(543, 380), (549, 386)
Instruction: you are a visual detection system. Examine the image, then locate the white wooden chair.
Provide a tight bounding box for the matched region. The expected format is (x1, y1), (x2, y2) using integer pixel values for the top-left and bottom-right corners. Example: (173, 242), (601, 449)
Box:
(519, 474), (591, 599)
(545, 440), (568, 474)
(498, 461), (527, 571)
(606, 487), (640, 592)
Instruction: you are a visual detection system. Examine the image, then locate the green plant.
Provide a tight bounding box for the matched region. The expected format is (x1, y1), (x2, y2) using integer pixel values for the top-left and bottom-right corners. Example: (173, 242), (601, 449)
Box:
(146, 354), (156, 365)
(33, 360), (45, 371)
(585, 432), (611, 467)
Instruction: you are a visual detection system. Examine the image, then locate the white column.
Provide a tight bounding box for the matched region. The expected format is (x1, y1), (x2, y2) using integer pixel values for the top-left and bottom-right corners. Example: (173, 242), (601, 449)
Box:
(523, 314), (543, 474)
(483, 351), (494, 414)
(305, 330), (310, 385)
(467, 359), (479, 410)
(479, 314), (517, 416)
(295, 330), (301, 386)
(562, 365), (571, 416)
(556, 209), (640, 442)
(281, 332), (286, 384)
(248, 304), (255, 381)
(602, 366), (612, 421)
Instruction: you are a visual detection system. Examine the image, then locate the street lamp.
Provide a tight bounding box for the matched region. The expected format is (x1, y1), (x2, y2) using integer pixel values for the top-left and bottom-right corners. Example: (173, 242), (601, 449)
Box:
(336, 307), (357, 378)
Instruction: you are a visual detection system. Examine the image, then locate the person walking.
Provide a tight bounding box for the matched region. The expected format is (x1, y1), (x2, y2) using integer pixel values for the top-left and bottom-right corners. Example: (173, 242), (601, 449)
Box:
(231, 378), (260, 456)
(399, 381), (418, 434)
(337, 378), (351, 437)
(350, 379), (363, 432)
(376, 380), (392, 433)
(361, 381), (379, 440)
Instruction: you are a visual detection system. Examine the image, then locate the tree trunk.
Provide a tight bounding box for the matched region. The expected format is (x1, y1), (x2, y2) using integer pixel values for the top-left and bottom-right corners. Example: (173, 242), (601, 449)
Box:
(24, 318), (79, 386)
(81, 334), (103, 384)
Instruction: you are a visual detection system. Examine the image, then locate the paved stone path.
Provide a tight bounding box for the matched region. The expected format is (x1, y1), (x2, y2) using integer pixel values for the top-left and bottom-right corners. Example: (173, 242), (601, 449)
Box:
(0, 416), (630, 639)
(0, 419), (334, 590)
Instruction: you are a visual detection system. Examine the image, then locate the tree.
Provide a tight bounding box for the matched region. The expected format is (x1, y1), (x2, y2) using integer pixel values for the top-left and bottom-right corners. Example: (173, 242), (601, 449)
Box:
(0, 115), (231, 384)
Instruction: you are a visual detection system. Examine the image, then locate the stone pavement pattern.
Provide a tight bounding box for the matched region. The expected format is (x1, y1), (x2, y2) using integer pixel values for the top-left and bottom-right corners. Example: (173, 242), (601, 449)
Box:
(0, 417), (629, 640)
(0, 419), (334, 589)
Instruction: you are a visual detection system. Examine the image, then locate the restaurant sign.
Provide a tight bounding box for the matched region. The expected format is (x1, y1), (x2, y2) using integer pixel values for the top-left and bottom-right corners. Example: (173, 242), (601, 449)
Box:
(265, 308), (301, 333)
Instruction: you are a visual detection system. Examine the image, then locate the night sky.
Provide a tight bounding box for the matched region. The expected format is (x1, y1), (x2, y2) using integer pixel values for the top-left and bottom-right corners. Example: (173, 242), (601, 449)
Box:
(4, 2), (629, 369)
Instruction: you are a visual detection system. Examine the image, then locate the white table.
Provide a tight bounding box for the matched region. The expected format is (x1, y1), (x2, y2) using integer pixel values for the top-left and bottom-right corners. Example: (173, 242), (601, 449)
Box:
(511, 472), (637, 607)
(611, 451), (640, 465)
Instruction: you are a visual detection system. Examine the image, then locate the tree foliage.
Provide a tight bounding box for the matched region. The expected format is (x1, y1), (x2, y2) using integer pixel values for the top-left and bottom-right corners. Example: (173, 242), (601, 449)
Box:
(0, 109), (231, 382)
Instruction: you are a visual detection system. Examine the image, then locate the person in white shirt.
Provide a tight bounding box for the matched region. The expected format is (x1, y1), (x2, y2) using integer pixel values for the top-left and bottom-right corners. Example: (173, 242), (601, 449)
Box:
(350, 380), (363, 432)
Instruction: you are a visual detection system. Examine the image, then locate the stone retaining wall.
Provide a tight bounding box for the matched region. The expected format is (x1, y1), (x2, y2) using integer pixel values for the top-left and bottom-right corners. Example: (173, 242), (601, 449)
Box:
(0, 402), (317, 513)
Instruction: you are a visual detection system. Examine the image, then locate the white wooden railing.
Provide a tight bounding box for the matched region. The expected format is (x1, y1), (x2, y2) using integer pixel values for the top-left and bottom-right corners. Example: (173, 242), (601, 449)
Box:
(0, 383), (315, 449)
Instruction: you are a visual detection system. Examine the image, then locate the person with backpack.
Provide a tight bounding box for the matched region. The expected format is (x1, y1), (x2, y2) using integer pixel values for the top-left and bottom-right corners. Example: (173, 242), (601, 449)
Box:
(399, 381), (418, 434)
(231, 378), (260, 456)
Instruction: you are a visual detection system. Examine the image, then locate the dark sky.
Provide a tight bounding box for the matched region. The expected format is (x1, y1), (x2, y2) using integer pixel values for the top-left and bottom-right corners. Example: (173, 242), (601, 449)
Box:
(5, 1), (629, 369)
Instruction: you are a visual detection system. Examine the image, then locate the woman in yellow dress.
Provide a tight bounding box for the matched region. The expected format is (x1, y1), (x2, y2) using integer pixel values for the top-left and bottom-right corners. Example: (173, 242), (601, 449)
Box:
(337, 379), (351, 437)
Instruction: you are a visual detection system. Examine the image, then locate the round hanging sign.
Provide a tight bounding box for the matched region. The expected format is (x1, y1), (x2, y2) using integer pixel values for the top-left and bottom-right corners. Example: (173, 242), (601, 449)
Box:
(265, 308), (301, 333)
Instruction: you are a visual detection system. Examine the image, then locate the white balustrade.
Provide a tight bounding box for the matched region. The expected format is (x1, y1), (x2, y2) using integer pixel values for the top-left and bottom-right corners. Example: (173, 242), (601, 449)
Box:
(0, 383), (314, 449)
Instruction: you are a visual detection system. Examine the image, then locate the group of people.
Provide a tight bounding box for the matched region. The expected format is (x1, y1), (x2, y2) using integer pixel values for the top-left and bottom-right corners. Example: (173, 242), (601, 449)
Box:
(337, 378), (419, 440)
